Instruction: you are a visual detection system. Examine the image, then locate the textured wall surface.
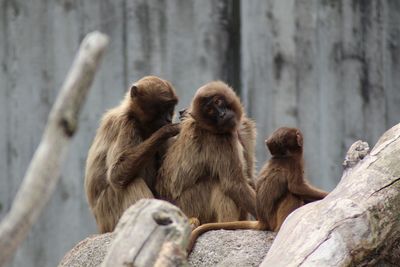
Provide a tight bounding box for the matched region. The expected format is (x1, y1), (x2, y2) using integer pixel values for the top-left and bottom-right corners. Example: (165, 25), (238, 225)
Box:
(0, 0), (399, 266)
(242, 0), (400, 189)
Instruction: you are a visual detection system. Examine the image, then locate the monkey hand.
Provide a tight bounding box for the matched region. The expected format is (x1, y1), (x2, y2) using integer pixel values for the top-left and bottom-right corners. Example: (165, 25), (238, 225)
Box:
(156, 123), (181, 140)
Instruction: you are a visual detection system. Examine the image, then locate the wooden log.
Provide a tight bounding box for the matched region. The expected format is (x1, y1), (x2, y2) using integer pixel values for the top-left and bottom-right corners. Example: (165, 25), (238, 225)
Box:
(261, 123), (400, 266)
(0, 31), (109, 267)
(101, 199), (190, 267)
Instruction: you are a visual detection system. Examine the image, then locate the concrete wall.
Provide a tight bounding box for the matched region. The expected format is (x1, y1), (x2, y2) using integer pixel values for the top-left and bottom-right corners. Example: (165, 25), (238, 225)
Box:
(242, 0), (400, 189)
(0, 0), (399, 266)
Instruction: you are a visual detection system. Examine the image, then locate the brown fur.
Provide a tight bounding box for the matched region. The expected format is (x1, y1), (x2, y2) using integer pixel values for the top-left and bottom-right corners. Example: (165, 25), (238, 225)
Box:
(179, 108), (257, 193)
(239, 117), (257, 189)
(157, 81), (257, 225)
(85, 76), (179, 233)
(188, 127), (328, 252)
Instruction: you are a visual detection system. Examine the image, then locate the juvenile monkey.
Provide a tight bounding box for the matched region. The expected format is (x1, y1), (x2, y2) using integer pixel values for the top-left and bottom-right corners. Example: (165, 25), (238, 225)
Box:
(157, 81), (257, 225)
(85, 76), (179, 233)
(188, 127), (328, 252)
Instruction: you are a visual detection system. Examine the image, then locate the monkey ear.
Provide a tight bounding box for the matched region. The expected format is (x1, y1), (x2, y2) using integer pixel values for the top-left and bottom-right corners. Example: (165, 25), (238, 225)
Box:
(130, 85), (139, 98)
(296, 132), (303, 147)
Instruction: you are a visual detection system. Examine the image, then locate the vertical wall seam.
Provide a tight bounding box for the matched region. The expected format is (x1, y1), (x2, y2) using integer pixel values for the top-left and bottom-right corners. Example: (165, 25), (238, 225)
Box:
(232, 0), (241, 97)
(122, 0), (128, 90)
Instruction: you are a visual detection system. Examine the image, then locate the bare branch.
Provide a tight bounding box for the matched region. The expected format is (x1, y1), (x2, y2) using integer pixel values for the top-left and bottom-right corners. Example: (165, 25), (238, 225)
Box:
(0, 31), (109, 266)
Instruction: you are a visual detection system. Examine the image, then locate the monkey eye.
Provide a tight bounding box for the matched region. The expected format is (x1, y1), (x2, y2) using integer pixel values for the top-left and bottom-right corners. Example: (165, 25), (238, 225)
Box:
(214, 98), (223, 107)
(162, 101), (176, 111)
(164, 100), (176, 107)
(207, 107), (214, 115)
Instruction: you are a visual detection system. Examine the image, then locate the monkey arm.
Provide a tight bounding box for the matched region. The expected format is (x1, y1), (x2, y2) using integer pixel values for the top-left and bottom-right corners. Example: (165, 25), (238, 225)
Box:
(220, 163), (257, 218)
(301, 186), (329, 202)
(239, 117), (256, 182)
(288, 180), (328, 200)
(107, 124), (179, 189)
(226, 181), (257, 218)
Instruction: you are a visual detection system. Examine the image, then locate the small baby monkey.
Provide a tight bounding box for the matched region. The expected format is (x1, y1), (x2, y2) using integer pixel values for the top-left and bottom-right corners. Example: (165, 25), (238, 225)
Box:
(188, 127), (329, 252)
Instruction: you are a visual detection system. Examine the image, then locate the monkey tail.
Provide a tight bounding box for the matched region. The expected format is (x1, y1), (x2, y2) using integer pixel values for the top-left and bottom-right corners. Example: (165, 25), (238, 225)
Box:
(187, 221), (264, 253)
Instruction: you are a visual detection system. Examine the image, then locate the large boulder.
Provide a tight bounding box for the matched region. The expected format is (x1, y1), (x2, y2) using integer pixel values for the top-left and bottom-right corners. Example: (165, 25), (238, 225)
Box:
(58, 233), (114, 267)
(59, 230), (275, 267)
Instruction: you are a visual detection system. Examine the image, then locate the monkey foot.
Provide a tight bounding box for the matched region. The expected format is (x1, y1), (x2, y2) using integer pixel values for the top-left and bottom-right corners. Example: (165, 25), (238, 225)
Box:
(189, 217), (200, 230)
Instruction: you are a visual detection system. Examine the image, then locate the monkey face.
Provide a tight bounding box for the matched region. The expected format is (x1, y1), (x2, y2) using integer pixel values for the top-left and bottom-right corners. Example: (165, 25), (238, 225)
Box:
(191, 81), (243, 134)
(130, 76), (178, 131)
(199, 95), (238, 133)
(144, 98), (177, 130)
(266, 127), (303, 156)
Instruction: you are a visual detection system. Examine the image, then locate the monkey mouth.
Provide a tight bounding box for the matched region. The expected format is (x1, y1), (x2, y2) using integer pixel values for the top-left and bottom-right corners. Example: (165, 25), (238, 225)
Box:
(216, 119), (237, 133)
(151, 119), (172, 132)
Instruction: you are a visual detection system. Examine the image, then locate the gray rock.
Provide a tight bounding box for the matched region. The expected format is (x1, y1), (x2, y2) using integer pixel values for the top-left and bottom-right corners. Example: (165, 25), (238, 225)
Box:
(58, 230), (275, 267)
(58, 233), (114, 267)
(189, 230), (275, 267)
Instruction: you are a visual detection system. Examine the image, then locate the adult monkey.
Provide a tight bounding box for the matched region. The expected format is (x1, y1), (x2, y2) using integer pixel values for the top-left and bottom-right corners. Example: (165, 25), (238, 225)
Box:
(188, 127), (329, 252)
(178, 107), (257, 192)
(85, 76), (179, 233)
(157, 81), (257, 225)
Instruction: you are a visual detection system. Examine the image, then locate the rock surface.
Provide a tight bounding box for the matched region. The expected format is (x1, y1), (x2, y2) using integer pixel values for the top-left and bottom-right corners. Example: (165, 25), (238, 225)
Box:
(58, 224), (398, 266)
(58, 233), (114, 267)
(58, 230), (275, 267)
(189, 229), (276, 267)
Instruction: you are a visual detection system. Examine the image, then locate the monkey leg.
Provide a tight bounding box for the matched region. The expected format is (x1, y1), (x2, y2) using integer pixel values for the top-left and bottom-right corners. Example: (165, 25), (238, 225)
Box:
(272, 194), (304, 232)
(176, 183), (215, 224)
(211, 186), (241, 222)
(122, 178), (154, 208)
(239, 209), (251, 220)
(96, 177), (154, 233)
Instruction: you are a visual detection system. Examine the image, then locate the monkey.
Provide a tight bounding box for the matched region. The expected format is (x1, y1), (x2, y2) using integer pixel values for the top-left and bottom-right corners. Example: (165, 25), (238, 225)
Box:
(156, 81), (257, 226)
(179, 107), (257, 223)
(178, 106), (257, 192)
(84, 75), (180, 233)
(187, 127), (329, 252)
(178, 107), (256, 223)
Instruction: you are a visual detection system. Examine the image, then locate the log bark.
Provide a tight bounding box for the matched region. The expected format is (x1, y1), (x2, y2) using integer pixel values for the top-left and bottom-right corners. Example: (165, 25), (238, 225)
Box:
(0, 32), (109, 267)
(101, 199), (190, 267)
(261, 123), (400, 266)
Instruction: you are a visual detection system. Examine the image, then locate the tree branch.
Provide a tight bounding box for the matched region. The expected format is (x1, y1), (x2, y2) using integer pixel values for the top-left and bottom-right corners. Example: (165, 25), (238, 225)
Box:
(0, 31), (109, 266)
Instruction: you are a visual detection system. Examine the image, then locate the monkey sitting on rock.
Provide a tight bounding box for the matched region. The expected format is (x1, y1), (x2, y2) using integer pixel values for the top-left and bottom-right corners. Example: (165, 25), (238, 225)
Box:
(188, 127), (329, 252)
(157, 81), (258, 225)
(85, 76), (180, 233)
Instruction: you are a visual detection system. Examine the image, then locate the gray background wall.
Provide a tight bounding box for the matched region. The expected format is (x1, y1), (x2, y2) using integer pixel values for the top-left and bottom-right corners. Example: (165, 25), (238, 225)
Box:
(0, 0), (399, 266)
